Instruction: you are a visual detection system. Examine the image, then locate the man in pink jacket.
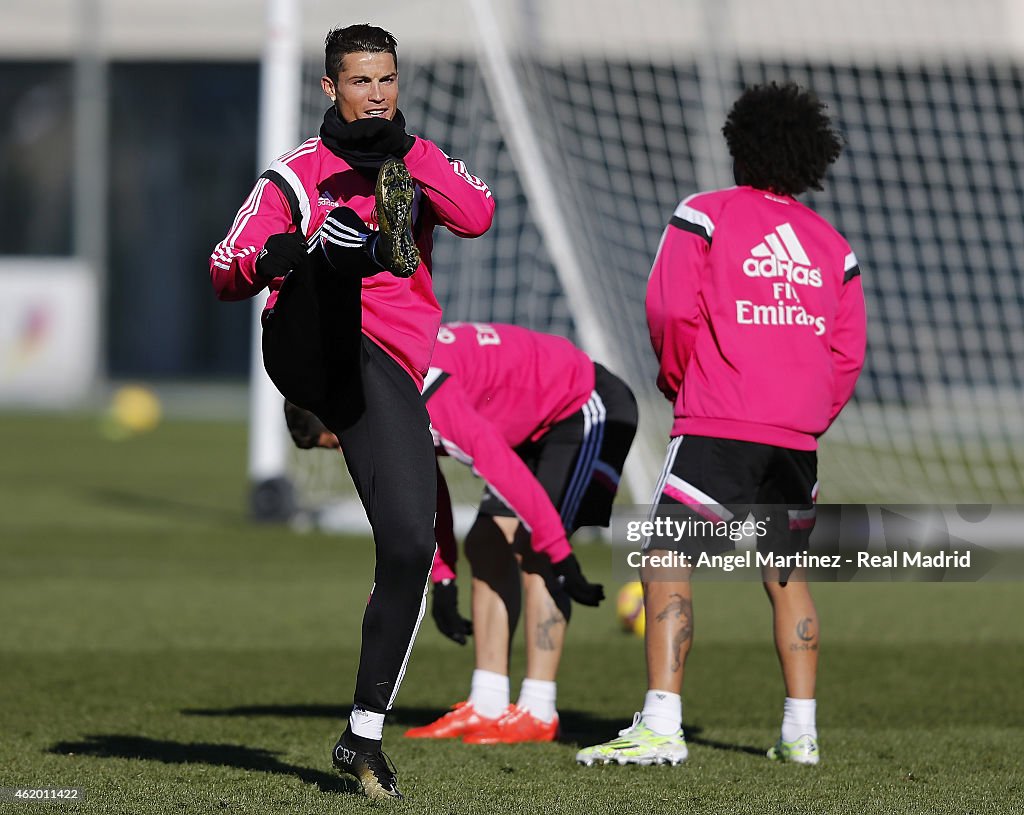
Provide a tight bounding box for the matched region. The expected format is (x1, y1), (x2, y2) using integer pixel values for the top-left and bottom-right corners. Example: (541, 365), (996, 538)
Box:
(577, 82), (866, 768)
(408, 322), (636, 744)
(209, 24), (494, 801)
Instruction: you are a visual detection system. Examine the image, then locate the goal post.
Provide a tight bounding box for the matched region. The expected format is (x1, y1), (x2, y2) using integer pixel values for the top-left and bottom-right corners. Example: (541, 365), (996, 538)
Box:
(247, 0), (302, 521)
(465, 0), (663, 502)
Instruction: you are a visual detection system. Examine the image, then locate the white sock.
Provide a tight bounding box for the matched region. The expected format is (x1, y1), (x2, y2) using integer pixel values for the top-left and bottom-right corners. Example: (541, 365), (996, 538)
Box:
(781, 697), (817, 742)
(469, 669), (510, 719)
(517, 678), (557, 723)
(349, 705), (384, 741)
(641, 689), (682, 735)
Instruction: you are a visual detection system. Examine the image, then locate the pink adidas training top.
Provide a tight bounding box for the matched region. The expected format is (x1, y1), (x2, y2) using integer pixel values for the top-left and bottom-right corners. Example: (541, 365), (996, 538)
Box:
(647, 186), (866, 450)
(425, 322), (596, 581)
(210, 136), (494, 387)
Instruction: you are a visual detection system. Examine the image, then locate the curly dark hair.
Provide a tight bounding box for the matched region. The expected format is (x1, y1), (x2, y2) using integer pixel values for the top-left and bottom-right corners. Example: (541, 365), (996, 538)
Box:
(324, 23), (398, 81)
(722, 82), (843, 197)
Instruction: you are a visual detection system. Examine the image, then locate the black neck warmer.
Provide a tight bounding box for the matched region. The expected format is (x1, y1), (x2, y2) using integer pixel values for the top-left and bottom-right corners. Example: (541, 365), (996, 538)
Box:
(319, 106), (409, 177)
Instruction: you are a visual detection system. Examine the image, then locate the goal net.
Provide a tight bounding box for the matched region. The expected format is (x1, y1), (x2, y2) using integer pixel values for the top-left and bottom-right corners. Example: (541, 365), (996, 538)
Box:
(260, 0), (1024, 527)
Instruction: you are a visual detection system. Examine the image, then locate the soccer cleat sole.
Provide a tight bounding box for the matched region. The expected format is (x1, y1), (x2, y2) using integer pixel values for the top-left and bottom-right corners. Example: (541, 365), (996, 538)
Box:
(577, 755), (687, 767)
(375, 158), (420, 278)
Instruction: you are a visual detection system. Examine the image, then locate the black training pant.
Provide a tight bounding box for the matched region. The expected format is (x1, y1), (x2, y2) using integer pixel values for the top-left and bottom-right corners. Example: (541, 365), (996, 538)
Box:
(263, 256), (436, 713)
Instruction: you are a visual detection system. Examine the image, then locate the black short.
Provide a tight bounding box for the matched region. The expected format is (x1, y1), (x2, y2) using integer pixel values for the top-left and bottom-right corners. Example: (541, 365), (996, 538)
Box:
(643, 435), (818, 558)
(479, 364), (638, 533)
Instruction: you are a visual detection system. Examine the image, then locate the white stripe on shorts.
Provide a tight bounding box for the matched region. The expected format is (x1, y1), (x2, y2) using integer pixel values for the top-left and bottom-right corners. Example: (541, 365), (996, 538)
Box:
(560, 390), (606, 529)
(642, 436), (684, 550)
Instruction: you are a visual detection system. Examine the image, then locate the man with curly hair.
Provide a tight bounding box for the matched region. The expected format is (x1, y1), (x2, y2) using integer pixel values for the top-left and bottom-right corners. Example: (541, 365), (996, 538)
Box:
(576, 82), (866, 767)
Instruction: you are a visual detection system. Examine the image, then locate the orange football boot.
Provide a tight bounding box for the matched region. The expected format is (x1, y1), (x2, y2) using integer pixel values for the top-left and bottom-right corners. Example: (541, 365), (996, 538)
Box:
(404, 701), (503, 739)
(462, 704), (559, 744)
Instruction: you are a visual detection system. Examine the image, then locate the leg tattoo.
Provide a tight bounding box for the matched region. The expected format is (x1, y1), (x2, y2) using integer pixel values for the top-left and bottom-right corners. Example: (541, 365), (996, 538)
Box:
(790, 616), (818, 652)
(535, 600), (565, 652)
(656, 593), (693, 673)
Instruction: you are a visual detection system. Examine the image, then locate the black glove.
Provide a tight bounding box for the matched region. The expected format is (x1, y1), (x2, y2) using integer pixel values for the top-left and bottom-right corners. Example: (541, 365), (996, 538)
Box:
(552, 554), (605, 607)
(283, 400), (329, 449)
(319, 206), (382, 278)
(432, 580), (473, 645)
(342, 116), (415, 157)
(255, 231), (308, 280)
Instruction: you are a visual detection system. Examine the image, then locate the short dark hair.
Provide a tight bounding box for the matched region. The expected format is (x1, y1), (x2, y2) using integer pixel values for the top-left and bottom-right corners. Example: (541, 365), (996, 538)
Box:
(324, 24), (398, 81)
(722, 82), (843, 197)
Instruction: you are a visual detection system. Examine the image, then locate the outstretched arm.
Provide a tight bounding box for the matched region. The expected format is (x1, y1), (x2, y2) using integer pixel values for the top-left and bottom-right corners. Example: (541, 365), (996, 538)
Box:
(432, 462), (459, 583)
(427, 379), (604, 606)
(430, 462), (474, 644)
(428, 379), (573, 565)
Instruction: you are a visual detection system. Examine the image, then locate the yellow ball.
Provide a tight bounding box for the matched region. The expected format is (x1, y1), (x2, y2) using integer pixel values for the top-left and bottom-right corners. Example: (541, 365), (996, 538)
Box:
(108, 385), (162, 437)
(616, 581), (645, 638)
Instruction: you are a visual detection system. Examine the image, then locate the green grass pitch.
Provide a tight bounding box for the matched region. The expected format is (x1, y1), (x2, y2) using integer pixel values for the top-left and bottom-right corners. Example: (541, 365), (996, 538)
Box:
(1, 413), (1022, 814)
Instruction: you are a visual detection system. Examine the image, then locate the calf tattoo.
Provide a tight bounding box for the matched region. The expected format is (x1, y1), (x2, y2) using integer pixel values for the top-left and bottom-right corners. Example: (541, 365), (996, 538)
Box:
(790, 616), (819, 652)
(535, 601), (565, 651)
(655, 593), (693, 672)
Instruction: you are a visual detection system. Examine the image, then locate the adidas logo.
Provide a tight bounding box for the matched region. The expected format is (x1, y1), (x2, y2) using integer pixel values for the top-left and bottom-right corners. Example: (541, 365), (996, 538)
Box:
(743, 223), (822, 288)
